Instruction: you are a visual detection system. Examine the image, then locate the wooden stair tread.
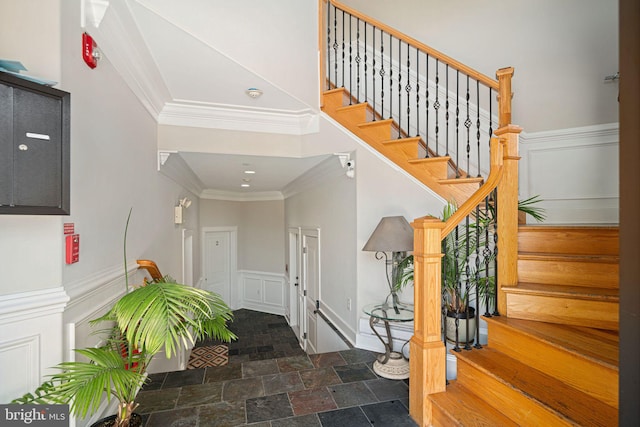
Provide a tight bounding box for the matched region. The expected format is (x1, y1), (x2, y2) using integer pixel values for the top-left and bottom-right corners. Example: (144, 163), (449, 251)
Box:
(438, 176), (484, 185)
(484, 316), (619, 368)
(407, 156), (451, 164)
(504, 283), (619, 301)
(455, 347), (618, 426)
(519, 252), (619, 263)
(429, 381), (519, 426)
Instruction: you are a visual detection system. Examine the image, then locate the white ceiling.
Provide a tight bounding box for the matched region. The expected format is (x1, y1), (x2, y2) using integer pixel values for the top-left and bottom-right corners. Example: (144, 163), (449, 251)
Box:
(99, 0), (325, 196)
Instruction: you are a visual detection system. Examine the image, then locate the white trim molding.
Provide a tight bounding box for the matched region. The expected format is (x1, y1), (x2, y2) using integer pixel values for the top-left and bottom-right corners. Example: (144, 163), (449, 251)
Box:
(238, 270), (286, 316)
(519, 123), (619, 224)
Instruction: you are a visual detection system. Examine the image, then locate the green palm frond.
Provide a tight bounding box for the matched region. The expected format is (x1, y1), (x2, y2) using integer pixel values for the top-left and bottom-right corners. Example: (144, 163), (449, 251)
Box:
(518, 195), (546, 222)
(47, 347), (146, 419)
(104, 281), (236, 358)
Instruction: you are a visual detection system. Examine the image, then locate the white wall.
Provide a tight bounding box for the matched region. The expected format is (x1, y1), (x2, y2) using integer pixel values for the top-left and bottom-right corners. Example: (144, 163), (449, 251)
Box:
(200, 199), (285, 273)
(0, 0), (195, 411)
(286, 117), (445, 344)
(340, 0), (619, 133)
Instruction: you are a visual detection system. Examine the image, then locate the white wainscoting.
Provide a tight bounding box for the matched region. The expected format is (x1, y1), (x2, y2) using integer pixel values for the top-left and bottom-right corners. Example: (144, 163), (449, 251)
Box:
(356, 315), (414, 356)
(0, 287), (69, 404)
(519, 123), (619, 224)
(238, 270), (285, 316)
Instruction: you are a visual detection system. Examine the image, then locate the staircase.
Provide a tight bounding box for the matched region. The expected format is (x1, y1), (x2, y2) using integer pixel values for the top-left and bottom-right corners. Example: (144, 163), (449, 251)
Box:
(322, 88), (483, 205)
(429, 226), (619, 426)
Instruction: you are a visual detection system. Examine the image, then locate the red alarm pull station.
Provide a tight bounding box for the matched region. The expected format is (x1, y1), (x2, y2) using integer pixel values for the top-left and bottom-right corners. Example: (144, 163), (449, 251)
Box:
(65, 234), (80, 264)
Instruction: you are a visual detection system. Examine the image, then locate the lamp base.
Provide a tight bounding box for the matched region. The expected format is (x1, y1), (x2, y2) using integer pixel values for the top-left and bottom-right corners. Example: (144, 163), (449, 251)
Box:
(373, 351), (410, 380)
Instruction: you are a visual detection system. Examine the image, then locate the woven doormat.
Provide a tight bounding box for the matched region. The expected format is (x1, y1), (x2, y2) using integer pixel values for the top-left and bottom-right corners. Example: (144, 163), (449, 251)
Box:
(187, 345), (229, 369)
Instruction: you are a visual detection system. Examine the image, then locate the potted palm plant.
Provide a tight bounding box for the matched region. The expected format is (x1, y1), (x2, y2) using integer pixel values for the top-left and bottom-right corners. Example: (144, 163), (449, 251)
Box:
(13, 211), (236, 427)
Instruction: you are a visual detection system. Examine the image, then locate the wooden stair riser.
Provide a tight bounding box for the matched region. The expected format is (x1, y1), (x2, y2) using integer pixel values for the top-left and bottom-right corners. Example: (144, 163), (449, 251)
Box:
(454, 355), (576, 426)
(407, 157), (451, 180)
(321, 89), (347, 115)
(429, 382), (518, 427)
(486, 320), (619, 408)
(382, 137), (422, 160)
(334, 103), (368, 128)
(506, 292), (619, 330)
(518, 257), (619, 288)
(518, 227), (619, 256)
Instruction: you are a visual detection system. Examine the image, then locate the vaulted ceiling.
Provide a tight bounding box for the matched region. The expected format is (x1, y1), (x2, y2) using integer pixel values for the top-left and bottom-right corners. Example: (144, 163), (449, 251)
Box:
(86, 0), (329, 199)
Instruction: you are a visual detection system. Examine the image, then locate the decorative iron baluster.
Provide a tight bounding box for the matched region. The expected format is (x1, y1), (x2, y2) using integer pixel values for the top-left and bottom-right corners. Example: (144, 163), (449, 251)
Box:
(379, 29), (385, 119)
(397, 38), (402, 136)
(482, 194), (492, 318)
(474, 203), (483, 349)
(388, 33), (392, 120)
(341, 10), (345, 88)
(372, 25), (376, 121)
(434, 59), (440, 155)
(364, 22), (368, 103)
(492, 189), (500, 316)
(405, 43), (411, 139)
(445, 64), (450, 155)
(326, 4), (332, 90)
(332, 6), (338, 87)
(416, 49), (420, 138)
(355, 18), (361, 103)
(452, 224), (461, 352)
(348, 14), (352, 104)
(476, 80), (481, 177)
(425, 55), (430, 158)
(463, 215), (472, 351)
(455, 71), (460, 178)
(464, 76), (471, 178)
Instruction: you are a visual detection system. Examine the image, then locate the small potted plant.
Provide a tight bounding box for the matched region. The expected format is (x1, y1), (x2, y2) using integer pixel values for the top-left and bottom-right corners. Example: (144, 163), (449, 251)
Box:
(13, 212), (236, 427)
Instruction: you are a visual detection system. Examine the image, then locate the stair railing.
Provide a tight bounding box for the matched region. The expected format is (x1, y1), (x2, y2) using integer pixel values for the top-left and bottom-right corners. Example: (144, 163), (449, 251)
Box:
(320, 0), (514, 180)
(319, 3), (523, 425)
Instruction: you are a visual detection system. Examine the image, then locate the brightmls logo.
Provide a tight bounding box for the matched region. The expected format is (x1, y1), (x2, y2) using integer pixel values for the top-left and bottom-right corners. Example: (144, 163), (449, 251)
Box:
(0, 405), (69, 426)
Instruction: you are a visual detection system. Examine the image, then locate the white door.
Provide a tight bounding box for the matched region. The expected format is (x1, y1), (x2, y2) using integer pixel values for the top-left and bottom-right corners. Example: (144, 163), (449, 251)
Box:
(302, 230), (320, 354)
(203, 231), (231, 303)
(288, 229), (303, 342)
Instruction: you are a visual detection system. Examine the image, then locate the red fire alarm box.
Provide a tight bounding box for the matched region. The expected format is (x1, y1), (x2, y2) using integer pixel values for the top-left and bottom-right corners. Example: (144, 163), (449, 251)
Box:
(66, 234), (80, 264)
(82, 32), (99, 69)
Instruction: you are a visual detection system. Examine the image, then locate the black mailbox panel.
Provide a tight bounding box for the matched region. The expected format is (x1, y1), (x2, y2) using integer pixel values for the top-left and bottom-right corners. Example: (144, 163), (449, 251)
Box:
(0, 72), (70, 215)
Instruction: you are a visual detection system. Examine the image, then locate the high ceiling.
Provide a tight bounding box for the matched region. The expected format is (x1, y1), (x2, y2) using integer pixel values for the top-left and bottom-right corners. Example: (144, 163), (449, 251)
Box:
(91, 0), (324, 198)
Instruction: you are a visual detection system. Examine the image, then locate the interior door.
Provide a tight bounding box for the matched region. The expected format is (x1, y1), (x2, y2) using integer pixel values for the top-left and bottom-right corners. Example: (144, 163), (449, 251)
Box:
(203, 230), (231, 303)
(302, 229), (320, 354)
(288, 228), (303, 343)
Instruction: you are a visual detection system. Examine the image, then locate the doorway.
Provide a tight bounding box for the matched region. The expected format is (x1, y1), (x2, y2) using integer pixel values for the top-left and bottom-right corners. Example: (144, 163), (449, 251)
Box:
(288, 228), (302, 342)
(302, 228), (320, 353)
(202, 227), (237, 307)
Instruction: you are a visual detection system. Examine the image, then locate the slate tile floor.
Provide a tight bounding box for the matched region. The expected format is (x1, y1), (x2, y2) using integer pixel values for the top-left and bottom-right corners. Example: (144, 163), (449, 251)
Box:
(136, 309), (417, 427)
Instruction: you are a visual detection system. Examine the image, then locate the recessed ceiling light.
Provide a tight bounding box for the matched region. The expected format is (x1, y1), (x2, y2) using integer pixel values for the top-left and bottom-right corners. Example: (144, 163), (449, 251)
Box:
(244, 170), (256, 174)
(241, 184), (250, 188)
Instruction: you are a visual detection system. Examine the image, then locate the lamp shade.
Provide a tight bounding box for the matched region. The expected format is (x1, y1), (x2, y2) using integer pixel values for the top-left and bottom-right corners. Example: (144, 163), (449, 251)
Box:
(362, 216), (414, 252)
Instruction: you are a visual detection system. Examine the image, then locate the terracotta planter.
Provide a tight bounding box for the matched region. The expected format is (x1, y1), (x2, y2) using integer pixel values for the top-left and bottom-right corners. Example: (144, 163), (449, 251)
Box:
(445, 307), (476, 344)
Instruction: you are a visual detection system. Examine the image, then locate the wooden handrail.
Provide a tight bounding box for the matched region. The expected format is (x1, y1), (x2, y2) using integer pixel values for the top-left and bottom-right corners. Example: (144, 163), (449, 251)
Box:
(323, 0), (500, 90)
(441, 137), (505, 237)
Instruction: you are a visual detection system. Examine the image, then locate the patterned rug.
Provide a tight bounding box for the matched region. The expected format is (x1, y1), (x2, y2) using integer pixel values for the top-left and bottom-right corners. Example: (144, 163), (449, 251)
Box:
(187, 345), (229, 369)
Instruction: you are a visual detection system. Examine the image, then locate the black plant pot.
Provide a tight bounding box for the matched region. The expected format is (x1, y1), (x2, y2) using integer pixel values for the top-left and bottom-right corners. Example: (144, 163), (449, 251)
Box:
(90, 413), (143, 427)
(445, 306), (476, 344)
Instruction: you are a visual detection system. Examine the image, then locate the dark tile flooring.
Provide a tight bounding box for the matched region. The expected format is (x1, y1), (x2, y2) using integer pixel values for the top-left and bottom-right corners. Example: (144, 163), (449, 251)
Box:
(136, 309), (417, 427)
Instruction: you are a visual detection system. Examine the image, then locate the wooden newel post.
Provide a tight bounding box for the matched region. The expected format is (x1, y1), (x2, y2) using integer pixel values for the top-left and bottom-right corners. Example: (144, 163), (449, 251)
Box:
(496, 67), (514, 128)
(409, 216), (446, 427)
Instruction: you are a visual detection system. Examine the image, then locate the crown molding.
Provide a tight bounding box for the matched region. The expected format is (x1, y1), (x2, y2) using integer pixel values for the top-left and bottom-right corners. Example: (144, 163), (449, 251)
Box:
(157, 151), (206, 196)
(158, 101), (320, 135)
(520, 122), (619, 147)
(281, 154), (344, 199)
(86, 0), (171, 119)
(199, 189), (284, 202)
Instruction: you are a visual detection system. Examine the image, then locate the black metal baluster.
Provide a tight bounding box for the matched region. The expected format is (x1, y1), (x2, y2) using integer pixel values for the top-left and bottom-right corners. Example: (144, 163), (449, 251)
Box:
(464, 215), (472, 351)
(380, 29), (385, 119)
(476, 80), (481, 177)
(388, 33), (393, 120)
(474, 203), (483, 349)
(364, 23), (368, 104)
(348, 14), (352, 104)
(492, 189), (500, 316)
(425, 55), (430, 158)
(464, 76), (471, 178)
(445, 64), (450, 155)
(405, 43), (411, 139)
(455, 71), (460, 178)
(326, 4), (332, 89)
(397, 38), (402, 136)
(452, 225), (461, 352)
(341, 10), (345, 88)
(434, 59), (440, 155)
(332, 6), (338, 87)
(355, 18), (361, 103)
(416, 49), (420, 138)
(372, 26), (376, 121)
(483, 195), (492, 318)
